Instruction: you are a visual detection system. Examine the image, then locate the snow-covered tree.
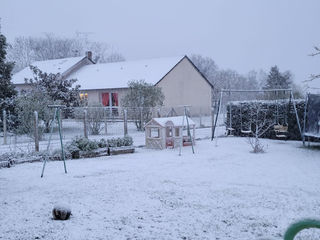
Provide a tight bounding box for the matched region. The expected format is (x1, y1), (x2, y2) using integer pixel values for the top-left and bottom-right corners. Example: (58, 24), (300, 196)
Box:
(121, 80), (165, 131)
(15, 89), (59, 138)
(0, 26), (17, 128)
(25, 66), (81, 108)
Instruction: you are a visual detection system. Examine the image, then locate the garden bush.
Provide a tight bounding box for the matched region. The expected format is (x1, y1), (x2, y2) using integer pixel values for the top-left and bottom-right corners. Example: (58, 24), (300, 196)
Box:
(225, 99), (305, 141)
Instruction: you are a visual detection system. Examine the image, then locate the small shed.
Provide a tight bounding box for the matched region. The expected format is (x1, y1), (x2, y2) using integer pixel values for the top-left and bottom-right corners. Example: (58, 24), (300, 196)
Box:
(145, 116), (196, 150)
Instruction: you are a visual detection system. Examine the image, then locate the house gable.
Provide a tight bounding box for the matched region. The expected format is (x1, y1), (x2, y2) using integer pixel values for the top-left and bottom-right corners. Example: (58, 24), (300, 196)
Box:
(155, 56), (213, 108)
(155, 55), (213, 89)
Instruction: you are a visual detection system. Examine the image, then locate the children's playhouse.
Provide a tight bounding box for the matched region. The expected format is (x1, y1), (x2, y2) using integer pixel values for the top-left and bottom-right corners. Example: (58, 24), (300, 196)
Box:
(145, 116), (196, 150)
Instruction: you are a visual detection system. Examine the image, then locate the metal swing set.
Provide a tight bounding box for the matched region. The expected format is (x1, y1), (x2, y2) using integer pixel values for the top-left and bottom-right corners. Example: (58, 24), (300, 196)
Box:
(212, 89), (301, 141)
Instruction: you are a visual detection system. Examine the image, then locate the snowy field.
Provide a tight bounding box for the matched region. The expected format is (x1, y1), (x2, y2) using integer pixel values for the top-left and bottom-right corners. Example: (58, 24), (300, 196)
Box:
(1, 137), (320, 240)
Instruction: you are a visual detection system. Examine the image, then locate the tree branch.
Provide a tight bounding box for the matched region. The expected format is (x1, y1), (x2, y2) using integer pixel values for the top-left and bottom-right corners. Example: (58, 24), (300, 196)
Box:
(308, 46), (320, 57)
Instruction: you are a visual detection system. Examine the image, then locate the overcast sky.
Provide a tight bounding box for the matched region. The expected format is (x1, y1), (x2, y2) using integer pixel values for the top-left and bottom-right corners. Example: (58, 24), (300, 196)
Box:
(1, 0), (320, 91)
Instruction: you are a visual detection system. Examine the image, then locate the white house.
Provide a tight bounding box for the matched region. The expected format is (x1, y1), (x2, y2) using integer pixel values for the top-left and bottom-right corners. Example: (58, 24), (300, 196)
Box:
(11, 54), (213, 115)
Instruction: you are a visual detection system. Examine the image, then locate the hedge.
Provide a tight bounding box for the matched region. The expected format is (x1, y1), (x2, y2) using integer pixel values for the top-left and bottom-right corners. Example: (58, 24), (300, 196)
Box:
(225, 99), (305, 141)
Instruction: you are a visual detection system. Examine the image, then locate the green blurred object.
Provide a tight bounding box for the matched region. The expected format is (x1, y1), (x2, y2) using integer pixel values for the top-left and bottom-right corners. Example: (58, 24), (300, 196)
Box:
(284, 218), (320, 240)
(41, 106), (67, 178)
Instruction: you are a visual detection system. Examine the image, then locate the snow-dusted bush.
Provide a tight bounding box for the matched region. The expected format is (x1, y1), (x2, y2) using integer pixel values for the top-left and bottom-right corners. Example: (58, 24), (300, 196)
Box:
(65, 135), (99, 153)
(65, 135), (133, 157)
(15, 90), (60, 139)
(107, 135), (133, 147)
(246, 137), (268, 154)
(121, 80), (165, 131)
(98, 138), (107, 148)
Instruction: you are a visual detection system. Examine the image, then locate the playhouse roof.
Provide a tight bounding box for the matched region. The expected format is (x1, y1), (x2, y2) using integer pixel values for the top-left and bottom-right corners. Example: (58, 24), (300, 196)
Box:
(145, 116), (196, 127)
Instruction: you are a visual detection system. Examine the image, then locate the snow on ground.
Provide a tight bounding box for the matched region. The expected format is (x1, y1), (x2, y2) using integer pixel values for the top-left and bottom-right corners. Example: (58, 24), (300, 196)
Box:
(1, 137), (320, 240)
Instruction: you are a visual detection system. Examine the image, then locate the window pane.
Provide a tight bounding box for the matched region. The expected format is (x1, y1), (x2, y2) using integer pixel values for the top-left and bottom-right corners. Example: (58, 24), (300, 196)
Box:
(102, 92), (109, 106)
(112, 93), (118, 106)
(150, 129), (160, 138)
(175, 128), (180, 136)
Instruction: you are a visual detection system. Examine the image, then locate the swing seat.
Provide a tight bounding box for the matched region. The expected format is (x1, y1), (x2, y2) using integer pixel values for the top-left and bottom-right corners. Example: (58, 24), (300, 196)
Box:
(241, 130), (252, 134)
(274, 124), (288, 132)
(226, 127), (234, 136)
(274, 124), (288, 138)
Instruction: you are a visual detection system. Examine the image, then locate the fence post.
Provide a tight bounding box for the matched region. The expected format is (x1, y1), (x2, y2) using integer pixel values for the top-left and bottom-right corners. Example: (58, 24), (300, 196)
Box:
(140, 107), (143, 131)
(84, 110), (88, 139)
(199, 106), (202, 127)
(124, 109), (128, 136)
(211, 107), (215, 139)
(104, 108), (108, 135)
(3, 110), (7, 145)
(34, 111), (39, 151)
(59, 108), (63, 138)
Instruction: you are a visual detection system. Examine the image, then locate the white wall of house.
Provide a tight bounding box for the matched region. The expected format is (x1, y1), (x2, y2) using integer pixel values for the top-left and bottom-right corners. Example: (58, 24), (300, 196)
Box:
(81, 88), (127, 108)
(156, 57), (213, 114)
(83, 58), (213, 114)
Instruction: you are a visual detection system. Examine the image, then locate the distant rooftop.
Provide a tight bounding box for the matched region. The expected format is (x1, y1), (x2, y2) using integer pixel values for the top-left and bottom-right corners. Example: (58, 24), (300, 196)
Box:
(11, 56), (85, 84)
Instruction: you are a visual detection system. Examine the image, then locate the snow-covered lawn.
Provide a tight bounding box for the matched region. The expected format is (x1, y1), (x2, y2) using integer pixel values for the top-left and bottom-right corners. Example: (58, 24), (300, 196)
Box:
(1, 137), (320, 240)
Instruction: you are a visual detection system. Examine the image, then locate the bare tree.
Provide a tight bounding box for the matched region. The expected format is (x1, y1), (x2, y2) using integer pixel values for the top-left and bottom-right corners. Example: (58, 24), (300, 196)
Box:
(305, 46), (320, 82)
(103, 51), (126, 63)
(189, 54), (265, 102)
(246, 101), (273, 153)
(190, 54), (221, 102)
(7, 33), (126, 73)
(245, 70), (268, 90)
(8, 34), (79, 73)
(7, 36), (37, 73)
(214, 69), (251, 101)
(190, 54), (219, 83)
(32, 33), (77, 60)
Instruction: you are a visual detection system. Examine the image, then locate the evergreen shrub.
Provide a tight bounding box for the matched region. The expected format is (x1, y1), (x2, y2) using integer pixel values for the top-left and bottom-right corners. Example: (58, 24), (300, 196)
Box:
(225, 99), (305, 140)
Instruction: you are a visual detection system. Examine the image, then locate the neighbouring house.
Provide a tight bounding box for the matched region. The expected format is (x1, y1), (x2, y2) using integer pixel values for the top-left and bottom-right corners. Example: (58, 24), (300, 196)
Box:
(145, 116), (196, 150)
(11, 54), (213, 115)
(11, 52), (95, 93)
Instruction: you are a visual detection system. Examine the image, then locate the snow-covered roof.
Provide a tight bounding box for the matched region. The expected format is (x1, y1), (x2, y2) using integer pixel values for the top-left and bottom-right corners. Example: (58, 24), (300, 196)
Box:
(67, 55), (185, 90)
(11, 56), (85, 84)
(146, 116), (196, 127)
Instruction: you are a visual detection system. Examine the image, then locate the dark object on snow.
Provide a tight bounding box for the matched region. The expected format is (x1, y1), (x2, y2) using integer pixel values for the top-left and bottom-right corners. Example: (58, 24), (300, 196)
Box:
(52, 203), (71, 220)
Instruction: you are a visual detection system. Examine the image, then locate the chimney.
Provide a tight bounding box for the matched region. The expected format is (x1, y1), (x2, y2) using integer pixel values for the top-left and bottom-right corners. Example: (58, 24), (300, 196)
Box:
(86, 51), (92, 61)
